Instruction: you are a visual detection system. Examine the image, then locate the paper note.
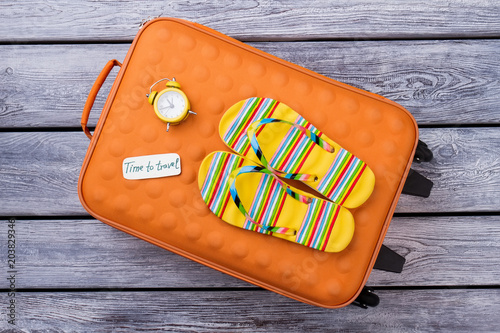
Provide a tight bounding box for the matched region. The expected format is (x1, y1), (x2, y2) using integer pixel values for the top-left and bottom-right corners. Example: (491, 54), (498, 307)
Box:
(122, 153), (181, 180)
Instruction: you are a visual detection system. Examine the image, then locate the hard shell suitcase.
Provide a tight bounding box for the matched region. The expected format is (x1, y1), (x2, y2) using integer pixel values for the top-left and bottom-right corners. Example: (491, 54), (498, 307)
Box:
(78, 18), (418, 308)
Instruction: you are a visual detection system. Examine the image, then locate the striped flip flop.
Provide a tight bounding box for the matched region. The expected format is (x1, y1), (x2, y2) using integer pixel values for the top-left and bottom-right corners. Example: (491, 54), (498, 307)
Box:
(219, 97), (375, 208)
(198, 151), (354, 253)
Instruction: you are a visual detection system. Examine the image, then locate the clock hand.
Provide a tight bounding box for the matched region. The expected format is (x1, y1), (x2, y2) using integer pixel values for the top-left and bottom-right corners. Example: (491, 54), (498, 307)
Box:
(167, 98), (174, 108)
(159, 104), (172, 111)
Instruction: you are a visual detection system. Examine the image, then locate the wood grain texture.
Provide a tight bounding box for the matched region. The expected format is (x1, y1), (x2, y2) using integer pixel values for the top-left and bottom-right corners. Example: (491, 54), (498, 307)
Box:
(0, 132), (88, 216)
(400, 128), (500, 213)
(0, 45), (125, 128)
(1, 128), (499, 216)
(0, 218), (246, 289)
(1, 289), (499, 332)
(0, 1), (499, 42)
(1, 40), (499, 127)
(0, 216), (498, 289)
(369, 215), (500, 287)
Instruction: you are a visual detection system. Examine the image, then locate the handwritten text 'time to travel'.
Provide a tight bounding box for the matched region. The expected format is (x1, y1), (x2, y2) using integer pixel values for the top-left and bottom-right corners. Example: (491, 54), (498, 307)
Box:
(122, 153), (181, 180)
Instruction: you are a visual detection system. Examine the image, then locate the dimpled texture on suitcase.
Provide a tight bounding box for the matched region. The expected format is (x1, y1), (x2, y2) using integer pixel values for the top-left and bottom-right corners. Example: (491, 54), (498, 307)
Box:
(78, 18), (418, 308)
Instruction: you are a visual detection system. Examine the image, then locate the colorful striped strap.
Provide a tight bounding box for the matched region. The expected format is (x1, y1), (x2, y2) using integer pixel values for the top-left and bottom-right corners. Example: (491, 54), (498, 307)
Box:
(228, 165), (312, 236)
(247, 118), (335, 182)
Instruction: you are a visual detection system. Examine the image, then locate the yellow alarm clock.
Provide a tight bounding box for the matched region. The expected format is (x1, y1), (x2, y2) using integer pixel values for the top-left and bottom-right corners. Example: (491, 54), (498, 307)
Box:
(146, 78), (196, 131)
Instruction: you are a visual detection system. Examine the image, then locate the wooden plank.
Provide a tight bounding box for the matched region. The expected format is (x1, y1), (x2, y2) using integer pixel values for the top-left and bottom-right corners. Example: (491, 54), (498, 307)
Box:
(0, 45), (126, 128)
(0, 1), (499, 42)
(0, 218), (246, 289)
(0, 132), (88, 216)
(0, 215), (498, 289)
(369, 215), (500, 287)
(399, 128), (500, 213)
(1, 128), (499, 216)
(1, 40), (499, 127)
(1, 289), (499, 331)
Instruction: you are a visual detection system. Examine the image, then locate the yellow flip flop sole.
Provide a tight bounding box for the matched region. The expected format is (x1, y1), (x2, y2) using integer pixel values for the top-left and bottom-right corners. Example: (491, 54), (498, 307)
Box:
(219, 97), (375, 208)
(198, 151), (355, 253)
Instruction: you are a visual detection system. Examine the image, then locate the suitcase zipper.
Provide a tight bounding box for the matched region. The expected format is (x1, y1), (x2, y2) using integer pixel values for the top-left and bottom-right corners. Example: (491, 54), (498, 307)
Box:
(139, 15), (163, 29)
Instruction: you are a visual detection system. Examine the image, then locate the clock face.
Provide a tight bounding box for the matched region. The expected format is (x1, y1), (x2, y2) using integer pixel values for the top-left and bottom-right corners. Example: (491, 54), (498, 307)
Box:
(156, 90), (187, 120)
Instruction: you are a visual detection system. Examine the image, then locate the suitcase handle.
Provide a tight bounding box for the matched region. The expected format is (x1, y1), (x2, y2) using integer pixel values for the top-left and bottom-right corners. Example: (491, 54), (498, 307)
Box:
(81, 59), (122, 139)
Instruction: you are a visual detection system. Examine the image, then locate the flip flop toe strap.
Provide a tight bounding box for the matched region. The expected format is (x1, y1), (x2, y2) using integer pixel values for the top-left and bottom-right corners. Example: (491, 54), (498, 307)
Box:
(228, 165), (312, 236)
(247, 118), (334, 182)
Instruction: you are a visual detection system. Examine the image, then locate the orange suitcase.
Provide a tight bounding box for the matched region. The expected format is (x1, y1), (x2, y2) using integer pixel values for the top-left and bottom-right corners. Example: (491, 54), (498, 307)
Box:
(78, 18), (418, 308)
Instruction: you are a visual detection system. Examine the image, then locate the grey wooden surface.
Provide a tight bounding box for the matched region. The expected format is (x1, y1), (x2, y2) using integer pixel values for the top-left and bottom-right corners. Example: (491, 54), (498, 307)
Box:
(0, 216), (498, 289)
(1, 289), (499, 332)
(1, 0), (499, 41)
(2, 40), (500, 128)
(1, 1), (500, 331)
